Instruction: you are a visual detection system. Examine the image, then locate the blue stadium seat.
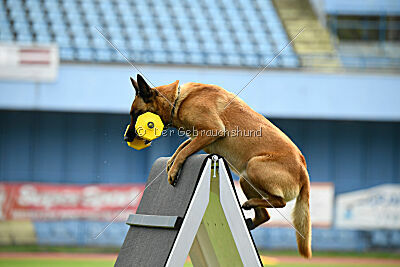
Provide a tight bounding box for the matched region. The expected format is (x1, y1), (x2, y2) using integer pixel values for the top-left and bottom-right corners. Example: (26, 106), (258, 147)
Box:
(0, 19), (11, 31)
(0, 0), (299, 68)
(73, 36), (91, 49)
(391, 231), (400, 246)
(77, 48), (93, 61)
(283, 55), (300, 68)
(148, 38), (164, 50)
(36, 33), (51, 43)
(92, 36), (109, 49)
(127, 38), (144, 52)
(166, 39), (184, 51)
(190, 52), (206, 65)
(152, 51), (169, 64)
(16, 33), (32, 43)
(55, 35), (71, 47)
(50, 22), (68, 34)
(96, 48), (114, 62)
(47, 11), (64, 24)
(0, 31), (13, 41)
(34, 221), (81, 245)
(185, 40), (202, 53)
(85, 14), (102, 26)
(31, 20), (45, 31)
(225, 54), (242, 66)
(82, 221), (126, 246)
(169, 51), (186, 64)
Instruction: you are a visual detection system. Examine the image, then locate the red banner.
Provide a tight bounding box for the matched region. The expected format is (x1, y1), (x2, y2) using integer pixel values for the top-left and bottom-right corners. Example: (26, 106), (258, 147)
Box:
(0, 183), (145, 221)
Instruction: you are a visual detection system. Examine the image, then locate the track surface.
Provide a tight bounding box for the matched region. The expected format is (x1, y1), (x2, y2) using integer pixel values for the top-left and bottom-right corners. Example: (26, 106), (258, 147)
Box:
(1, 252), (400, 265)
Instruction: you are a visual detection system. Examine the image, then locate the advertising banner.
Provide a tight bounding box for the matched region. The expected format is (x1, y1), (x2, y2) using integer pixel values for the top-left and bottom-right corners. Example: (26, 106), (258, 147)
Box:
(0, 181), (335, 226)
(0, 43), (59, 82)
(336, 184), (400, 230)
(0, 183), (144, 221)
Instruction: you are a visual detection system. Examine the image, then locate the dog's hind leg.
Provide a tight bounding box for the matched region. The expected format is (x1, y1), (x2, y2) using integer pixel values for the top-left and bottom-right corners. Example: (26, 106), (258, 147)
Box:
(239, 177), (270, 229)
(242, 154), (300, 211)
(242, 195), (286, 209)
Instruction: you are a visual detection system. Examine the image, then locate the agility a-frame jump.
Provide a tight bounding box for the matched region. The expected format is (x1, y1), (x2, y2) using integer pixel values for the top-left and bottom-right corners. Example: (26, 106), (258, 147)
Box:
(115, 154), (262, 267)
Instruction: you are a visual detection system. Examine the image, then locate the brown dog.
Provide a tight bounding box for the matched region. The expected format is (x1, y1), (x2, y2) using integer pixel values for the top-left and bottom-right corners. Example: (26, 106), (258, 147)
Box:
(125, 74), (312, 258)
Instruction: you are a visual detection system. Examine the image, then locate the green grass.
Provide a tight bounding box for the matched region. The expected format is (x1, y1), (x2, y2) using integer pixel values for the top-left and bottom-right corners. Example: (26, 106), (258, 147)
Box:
(0, 245), (120, 254)
(275, 265), (389, 267)
(2, 245), (398, 259)
(0, 245), (399, 267)
(0, 259), (392, 267)
(260, 249), (400, 259)
(0, 259), (115, 267)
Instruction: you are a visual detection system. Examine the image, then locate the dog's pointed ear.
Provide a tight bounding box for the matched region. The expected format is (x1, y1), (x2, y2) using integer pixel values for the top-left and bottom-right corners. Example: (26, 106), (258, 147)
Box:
(137, 74), (156, 102)
(130, 77), (139, 95)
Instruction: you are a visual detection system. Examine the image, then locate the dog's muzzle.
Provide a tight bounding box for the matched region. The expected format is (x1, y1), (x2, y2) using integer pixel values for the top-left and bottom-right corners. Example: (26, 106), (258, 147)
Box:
(124, 125), (136, 142)
(124, 112), (164, 150)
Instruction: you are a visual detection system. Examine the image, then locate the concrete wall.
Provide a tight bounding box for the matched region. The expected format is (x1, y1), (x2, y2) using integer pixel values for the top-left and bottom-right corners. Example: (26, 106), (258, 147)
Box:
(1, 64), (399, 121)
(1, 111), (398, 194)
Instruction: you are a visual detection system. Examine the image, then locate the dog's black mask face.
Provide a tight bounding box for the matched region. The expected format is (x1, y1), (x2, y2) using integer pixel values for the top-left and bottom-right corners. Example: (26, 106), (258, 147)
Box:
(124, 112), (138, 142)
(124, 74), (158, 142)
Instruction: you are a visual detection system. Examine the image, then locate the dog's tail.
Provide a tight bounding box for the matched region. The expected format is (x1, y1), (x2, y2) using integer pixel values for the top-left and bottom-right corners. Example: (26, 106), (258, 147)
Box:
(292, 169), (312, 259)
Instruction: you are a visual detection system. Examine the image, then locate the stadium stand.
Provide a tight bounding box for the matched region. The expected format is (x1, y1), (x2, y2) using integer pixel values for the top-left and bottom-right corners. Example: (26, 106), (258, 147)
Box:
(0, 0), (299, 68)
(324, 0), (400, 69)
(273, 0), (341, 68)
(337, 42), (400, 69)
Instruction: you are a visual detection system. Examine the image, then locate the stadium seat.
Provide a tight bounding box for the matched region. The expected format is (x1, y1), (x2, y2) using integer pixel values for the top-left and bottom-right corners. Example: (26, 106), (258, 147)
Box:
(0, 0), (299, 67)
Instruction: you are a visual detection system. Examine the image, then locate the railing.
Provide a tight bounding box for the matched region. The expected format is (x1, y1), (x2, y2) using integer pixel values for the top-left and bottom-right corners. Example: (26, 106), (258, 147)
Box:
(328, 17), (400, 42)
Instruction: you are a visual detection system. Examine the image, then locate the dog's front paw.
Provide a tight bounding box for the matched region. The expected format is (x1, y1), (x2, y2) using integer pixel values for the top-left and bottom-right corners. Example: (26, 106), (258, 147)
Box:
(166, 158), (174, 172)
(167, 164), (180, 186)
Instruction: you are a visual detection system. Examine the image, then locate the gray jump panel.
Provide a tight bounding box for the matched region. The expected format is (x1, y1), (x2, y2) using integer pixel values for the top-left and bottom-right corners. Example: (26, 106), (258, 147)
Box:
(115, 154), (209, 267)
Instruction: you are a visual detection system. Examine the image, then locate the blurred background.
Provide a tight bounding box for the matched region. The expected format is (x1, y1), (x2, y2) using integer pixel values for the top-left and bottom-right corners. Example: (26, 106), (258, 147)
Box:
(0, 0), (399, 266)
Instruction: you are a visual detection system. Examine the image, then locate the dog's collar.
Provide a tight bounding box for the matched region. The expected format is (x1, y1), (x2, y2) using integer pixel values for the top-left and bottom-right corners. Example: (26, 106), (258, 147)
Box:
(167, 85), (181, 128)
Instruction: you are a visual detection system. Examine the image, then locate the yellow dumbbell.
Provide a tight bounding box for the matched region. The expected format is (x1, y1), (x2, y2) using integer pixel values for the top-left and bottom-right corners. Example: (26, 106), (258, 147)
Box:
(124, 112), (164, 150)
(135, 112), (164, 141)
